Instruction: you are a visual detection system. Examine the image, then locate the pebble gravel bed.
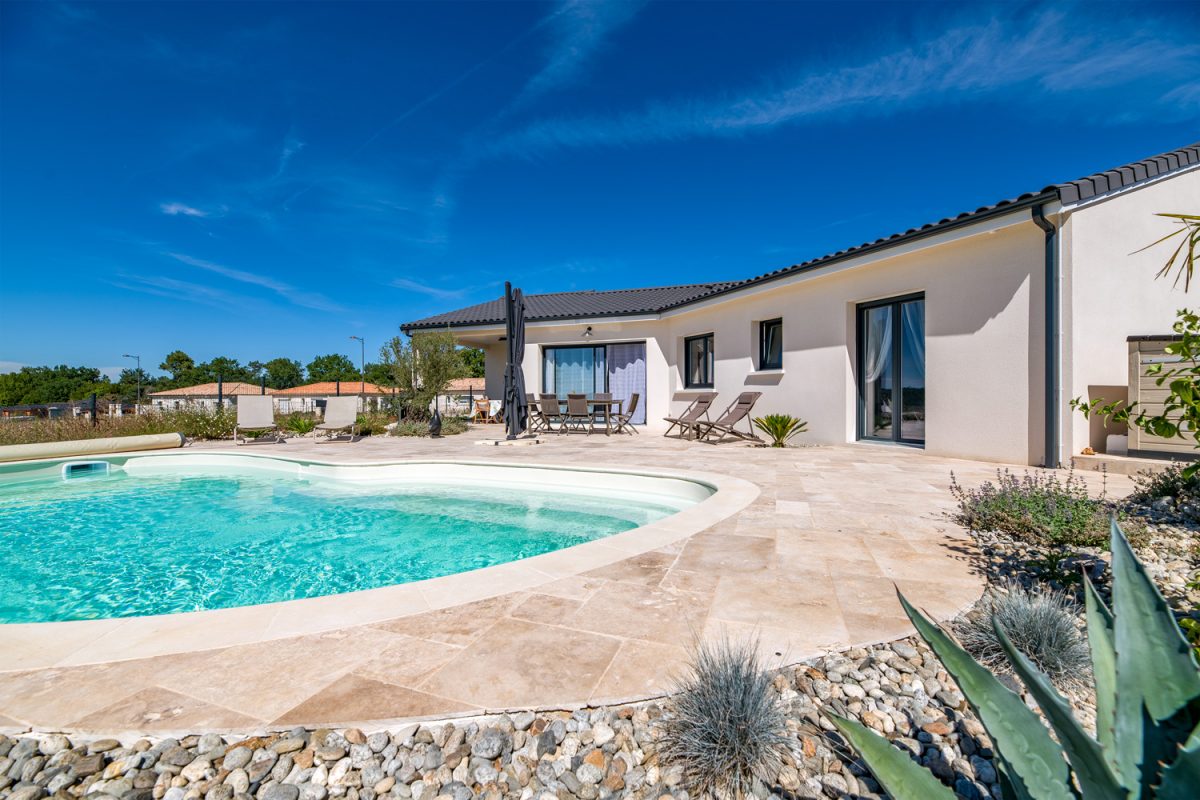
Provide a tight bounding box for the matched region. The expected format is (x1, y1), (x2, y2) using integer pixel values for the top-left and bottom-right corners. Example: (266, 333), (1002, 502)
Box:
(0, 635), (1003, 800)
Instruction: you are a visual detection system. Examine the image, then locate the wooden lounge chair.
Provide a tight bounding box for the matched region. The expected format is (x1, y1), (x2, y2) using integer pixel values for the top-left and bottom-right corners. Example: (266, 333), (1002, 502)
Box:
(317, 396), (359, 441)
(612, 393), (640, 434)
(560, 393), (595, 434)
(235, 395), (282, 444)
(663, 392), (717, 439)
(471, 398), (491, 424)
(526, 393), (551, 433)
(692, 392), (764, 444)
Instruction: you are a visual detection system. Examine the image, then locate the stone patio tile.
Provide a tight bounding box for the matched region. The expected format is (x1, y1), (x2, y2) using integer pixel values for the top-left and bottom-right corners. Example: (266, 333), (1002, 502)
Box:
(708, 574), (837, 630)
(700, 619), (848, 670)
(372, 592), (528, 646)
(582, 551), (675, 586)
(69, 687), (262, 732)
(0, 659), (182, 729)
(418, 618), (621, 709)
(527, 574), (609, 600)
(344, 634), (463, 688)
(569, 583), (711, 646)
(842, 612), (913, 647)
(153, 626), (402, 721)
(590, 639), (690, 705)
(509, 593), (585, 624)
(274, 675), (476, 726)
(671, 531), (776, 574)
(658, 568), (721, 596)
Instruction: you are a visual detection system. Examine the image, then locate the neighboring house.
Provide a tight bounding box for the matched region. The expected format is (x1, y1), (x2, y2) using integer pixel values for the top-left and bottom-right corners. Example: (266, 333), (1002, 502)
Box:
(442, 377), (486, 415)
(402, 142), (1200, 467)
(149, 382), (273, 410)
(272, 382), (390, 414)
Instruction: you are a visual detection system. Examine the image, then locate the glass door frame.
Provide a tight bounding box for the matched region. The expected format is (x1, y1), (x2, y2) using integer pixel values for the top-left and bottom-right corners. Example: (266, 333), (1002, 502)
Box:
(856, 292), (925, 446)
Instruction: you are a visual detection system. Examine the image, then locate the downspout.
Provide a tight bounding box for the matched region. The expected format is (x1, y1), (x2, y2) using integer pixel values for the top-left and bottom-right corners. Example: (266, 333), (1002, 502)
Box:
(1031, 204), (1059, 468)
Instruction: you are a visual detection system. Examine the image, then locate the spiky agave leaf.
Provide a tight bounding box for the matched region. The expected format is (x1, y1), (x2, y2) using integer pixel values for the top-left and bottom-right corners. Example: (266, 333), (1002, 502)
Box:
(1083, 574), (1118, 766)
(828, 714), (956, 800)
(896, 593), (1075, 800)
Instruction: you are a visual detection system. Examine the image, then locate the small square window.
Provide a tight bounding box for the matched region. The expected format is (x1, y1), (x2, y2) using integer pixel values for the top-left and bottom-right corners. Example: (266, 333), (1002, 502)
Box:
(685, 334), (714, 388)
(759, 319), (782, 370)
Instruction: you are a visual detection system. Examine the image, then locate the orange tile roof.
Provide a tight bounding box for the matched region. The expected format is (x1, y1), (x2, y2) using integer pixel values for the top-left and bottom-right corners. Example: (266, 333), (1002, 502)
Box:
(445, 377), (485, 392)
(274, 381), (389, 396)
(149, 382), (274, 397)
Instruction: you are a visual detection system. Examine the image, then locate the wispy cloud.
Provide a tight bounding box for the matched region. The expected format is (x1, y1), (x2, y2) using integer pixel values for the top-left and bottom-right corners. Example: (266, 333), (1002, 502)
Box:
(111, 274), (251, 312)
(167, 252), (346, 313)
(509, 0), (644, 111)
(273, 135), (306, 179)
(491, 11), (1200, 156)
(390, 278), (469, 300)
(160, 202), (210, 217)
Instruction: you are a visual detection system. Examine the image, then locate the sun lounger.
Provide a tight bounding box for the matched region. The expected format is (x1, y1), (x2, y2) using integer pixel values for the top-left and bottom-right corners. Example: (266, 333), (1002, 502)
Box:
(234, 395), (282, 444)
(663, 392), (717, 439)
(316, 396), (359, 441)
(692, 392), (764, 444)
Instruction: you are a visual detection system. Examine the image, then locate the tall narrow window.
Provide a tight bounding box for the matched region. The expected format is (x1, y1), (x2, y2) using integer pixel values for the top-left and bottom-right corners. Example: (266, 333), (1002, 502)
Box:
(759, 318), (782, 370)
(857, 294), (924, 445)
(685, 334), (714, 388)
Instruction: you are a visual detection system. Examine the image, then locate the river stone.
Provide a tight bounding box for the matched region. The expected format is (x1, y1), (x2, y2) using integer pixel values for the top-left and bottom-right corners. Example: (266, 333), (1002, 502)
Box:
(273, 740), (305, 755)
(8, 787), (46, 800)
(365, 734), (388, 755)
(222, 748), (252, 771)
(470, 729), (509, 761)
(89, 740), (121, 756)
(262, 784), (300, 800)
(39, 735), (71, 756)
(298, 784), (327, 800)
(224, 769), (250, 795)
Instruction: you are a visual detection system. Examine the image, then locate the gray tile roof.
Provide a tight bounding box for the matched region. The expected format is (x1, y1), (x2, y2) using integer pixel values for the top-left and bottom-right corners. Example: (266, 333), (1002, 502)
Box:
(402, 141), (1199, 332)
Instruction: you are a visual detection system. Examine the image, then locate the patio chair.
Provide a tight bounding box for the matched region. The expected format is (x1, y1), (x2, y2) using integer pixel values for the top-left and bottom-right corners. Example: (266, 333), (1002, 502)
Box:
(560, 393), (595, 434)
(537, 393), (565, 431)
(526, 393), (551, 433)
(471, 398), (490, 423)
(692, 392), (764, 444)
(612, 393), (640, 435)
(234, 395), (282, 444)
(663, 392), (717, 439)
(317, 396), (360, 441)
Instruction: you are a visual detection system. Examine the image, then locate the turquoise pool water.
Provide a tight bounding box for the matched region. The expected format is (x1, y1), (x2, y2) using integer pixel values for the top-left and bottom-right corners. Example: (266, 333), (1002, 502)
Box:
(0, 464), (687, 623)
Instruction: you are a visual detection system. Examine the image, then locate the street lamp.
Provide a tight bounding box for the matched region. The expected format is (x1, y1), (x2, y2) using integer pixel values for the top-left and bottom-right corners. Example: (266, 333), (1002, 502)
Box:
(122, 353), (141, 414)
(349, 336), (365, 395)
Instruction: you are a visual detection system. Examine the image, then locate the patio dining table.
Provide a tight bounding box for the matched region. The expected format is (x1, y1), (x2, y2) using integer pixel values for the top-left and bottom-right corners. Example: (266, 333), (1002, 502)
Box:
(552, 398), (623, 435)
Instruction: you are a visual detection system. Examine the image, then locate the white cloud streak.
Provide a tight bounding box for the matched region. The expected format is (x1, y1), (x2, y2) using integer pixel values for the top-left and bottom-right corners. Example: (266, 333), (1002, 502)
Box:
(390, 278), (468, 300)
(167, 252), (346, 313)
(160, 202), (209, 217)
(490, 11), (1200, 157)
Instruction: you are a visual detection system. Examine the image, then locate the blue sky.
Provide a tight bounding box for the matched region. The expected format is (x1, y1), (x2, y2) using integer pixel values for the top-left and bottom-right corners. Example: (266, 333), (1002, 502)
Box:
(1, 1), (1197, 378)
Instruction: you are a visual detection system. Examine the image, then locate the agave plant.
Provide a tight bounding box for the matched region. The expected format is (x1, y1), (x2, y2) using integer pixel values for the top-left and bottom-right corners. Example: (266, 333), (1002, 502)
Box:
(830, 519), (1200, 799)
(751, 414), (807, 447)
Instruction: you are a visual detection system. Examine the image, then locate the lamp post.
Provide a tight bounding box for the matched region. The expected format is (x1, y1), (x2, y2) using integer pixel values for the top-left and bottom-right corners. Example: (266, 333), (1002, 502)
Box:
(122, 353), (141, 414)
(349, 336), (365, 395)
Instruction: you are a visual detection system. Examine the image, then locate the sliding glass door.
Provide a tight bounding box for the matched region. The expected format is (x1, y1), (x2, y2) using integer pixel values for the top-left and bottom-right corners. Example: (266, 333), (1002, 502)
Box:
(542, 342), (647, 424)
(857, 294), (924, 445)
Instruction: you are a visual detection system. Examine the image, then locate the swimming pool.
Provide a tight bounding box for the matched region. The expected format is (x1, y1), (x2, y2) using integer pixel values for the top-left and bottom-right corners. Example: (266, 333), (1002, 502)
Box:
(0, 454), (711, 623)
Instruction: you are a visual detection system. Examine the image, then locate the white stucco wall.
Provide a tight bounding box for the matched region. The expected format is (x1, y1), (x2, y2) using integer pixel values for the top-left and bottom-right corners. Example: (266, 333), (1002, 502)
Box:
(457, 212), (1048, 464)
(1061, 167), (1200, 460)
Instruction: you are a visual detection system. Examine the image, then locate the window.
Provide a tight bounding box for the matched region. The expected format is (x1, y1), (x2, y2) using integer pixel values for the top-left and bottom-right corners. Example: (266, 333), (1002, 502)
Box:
(542, 343), (648, 425)
(685, 334), (714, 388)
(759, 318), (782, 370)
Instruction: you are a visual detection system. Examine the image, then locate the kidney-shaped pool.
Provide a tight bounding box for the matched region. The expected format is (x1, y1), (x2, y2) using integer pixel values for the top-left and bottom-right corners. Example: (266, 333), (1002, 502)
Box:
(0, 453), (713, 623)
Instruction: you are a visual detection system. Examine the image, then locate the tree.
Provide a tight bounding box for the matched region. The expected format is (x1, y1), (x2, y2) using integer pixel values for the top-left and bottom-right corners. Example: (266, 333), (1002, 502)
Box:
(460, 347), (485, 378)
(261, 357), (304, 389)
(159, 350), (195, 383)
(363, 361), (394, 388)
(306, 354), (360, 382)
(114, 367), (157, 404)
(379, 331), (467, 419)
(0, 365), (108, 405)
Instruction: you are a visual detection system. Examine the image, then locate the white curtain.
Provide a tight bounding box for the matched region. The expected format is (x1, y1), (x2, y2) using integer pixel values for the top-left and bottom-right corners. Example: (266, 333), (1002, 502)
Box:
(607, 343), (646, 424)
(902, 301), (925, 373)
(864, 308), (892, 383)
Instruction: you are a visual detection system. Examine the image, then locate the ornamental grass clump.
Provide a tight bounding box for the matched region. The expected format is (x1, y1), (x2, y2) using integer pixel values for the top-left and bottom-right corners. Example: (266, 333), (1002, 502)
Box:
(955, 582), (1090, 690)
(659, 636), (789, 799)
(751, 414), (808, 447)
(949, 468), (1130, 548)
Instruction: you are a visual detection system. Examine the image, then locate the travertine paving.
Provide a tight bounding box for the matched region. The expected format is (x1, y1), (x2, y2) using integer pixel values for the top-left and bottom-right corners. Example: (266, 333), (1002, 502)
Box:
(0, 429), (1131, 734)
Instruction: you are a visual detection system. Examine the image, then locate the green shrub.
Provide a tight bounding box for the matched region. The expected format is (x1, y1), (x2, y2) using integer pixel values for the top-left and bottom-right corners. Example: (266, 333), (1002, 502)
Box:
(281, 412), (317, 435)
(750, 414), (808, 447)
(949, 468), (1133, 548)
(954, 582), (1091, 689)
(355, 410), (395, 436)
(442, 415), (468, 435)
(390, 420), (428, 437)
(658, 636), (789, 799)
(830, 520), (1200, 800)
(0, 408), (240, 445)
(170, 407), (236, 439)
(1130, 462), (1200, 506)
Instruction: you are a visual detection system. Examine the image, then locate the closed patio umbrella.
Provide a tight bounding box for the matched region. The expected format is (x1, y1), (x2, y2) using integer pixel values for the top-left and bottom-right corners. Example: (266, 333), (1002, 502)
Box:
(503, 281), (528, 440)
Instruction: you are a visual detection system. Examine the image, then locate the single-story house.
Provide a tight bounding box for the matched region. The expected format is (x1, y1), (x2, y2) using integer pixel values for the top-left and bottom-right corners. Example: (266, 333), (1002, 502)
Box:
(149, 382), (273, 410)
(402, 142), (1199, 467)
(272, 381), (390, 414)
(442, 377), (486, 415)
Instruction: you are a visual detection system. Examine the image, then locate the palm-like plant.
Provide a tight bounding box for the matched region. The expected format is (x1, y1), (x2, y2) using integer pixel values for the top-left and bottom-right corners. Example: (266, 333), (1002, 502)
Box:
(830, 520), (1200, 799)
(1141, 212), (1200, 290)
(751, 414), (807, 447)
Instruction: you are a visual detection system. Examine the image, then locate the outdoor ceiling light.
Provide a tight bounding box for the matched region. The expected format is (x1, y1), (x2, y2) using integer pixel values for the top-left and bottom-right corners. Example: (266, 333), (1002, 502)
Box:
(583, 326), (593, 338)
